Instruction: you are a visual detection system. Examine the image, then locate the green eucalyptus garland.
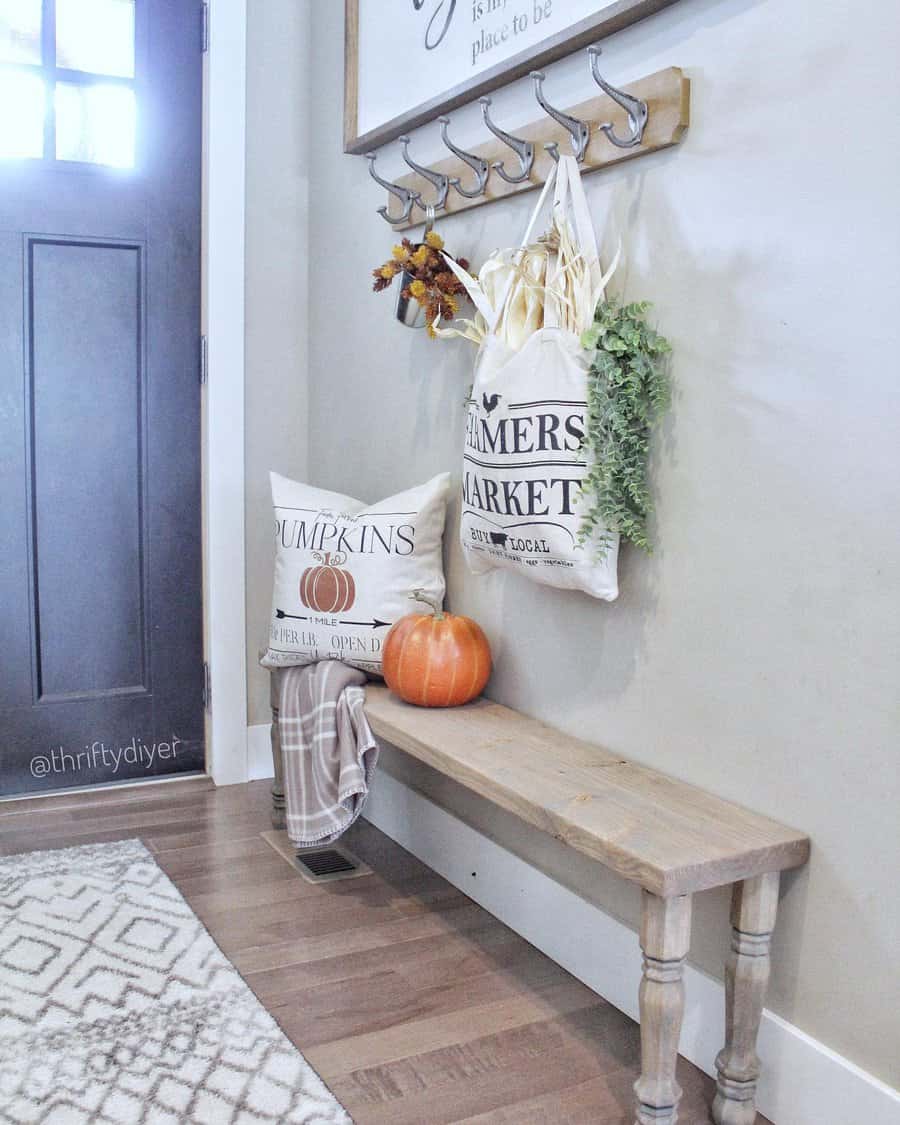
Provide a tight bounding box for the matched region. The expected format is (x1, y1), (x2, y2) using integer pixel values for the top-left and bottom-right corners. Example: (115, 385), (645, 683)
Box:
(578, 300), (672, 557)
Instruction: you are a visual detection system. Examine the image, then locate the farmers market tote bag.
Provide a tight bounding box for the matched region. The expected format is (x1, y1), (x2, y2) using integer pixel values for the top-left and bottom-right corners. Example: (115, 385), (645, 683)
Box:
(457, 156), (619, 600)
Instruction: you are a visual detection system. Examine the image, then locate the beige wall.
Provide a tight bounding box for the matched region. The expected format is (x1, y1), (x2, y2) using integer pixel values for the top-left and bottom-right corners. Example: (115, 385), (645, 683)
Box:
(244, 0), (311, 725)
(299, 0), (900, 1085)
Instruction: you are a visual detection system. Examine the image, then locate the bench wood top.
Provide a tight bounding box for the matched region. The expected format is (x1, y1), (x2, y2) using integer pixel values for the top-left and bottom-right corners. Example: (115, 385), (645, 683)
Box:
(364, 685), (809, 897)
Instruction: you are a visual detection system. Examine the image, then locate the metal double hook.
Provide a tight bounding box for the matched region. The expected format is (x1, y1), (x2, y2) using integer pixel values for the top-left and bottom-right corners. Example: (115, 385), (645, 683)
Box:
(365, 151), (420, 225)
(588, 46), (648, 149)
(479, 96), (534, 184)
(530, 71), (591, 163)
(399, 135), (450, 212)
(438, 116), (490, 198)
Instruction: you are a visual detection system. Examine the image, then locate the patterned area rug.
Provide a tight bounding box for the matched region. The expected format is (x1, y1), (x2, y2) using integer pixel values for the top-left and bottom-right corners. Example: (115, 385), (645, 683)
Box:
(0, 839), (351, 1124)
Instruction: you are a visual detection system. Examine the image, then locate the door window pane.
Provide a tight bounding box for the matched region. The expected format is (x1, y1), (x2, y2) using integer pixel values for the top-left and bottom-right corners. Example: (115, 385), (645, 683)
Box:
(56, 0), (135, 78)
(0, 0), (42, 65)
(0, 70), (45, 158)
(55, 82), (135, 166)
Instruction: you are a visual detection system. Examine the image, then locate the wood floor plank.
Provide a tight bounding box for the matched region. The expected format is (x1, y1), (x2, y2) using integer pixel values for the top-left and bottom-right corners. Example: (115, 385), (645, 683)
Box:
(232, 901), (492, 976)
(0, 775), (212, 818)
(450, 1058), (717, 1125)
(209, 882), (472, 957)
(0, 808), (268, 851)
(138, 815), (300, 852)
(334, 1043), (611, 1124)
(303, 976), (599, 1078)
(171, 851), (306, 898)
(0, 825), (158, 856)
(0, 786), (248, 837)
(186, 864), (457, 919)
(274, 937), (574, 1049)
(331, 1008), (728, 1125)
(339, 1003), (639, 1106)
(153, 833), (274, 877)
(244, 920), (521, 1001)
(450, 1072), (636, 1125)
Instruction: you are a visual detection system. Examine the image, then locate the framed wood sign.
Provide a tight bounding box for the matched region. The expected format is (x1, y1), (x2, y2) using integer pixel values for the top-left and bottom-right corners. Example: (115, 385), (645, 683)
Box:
(344, 0), (680, 153)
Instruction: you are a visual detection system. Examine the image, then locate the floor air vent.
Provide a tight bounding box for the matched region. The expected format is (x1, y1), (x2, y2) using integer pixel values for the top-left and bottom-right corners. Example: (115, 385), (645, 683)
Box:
(295, 848), (356, 879)
(262, 831), (371, 884)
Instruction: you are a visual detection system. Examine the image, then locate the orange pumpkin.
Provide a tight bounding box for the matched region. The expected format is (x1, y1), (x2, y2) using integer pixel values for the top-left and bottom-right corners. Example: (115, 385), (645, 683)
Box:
(300, 551), (356, 613)
(382, 589), (492, 708)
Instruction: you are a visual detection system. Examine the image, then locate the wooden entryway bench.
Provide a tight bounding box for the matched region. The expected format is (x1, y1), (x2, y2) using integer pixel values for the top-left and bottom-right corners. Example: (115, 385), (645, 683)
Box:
(269, 675), (809, 1125)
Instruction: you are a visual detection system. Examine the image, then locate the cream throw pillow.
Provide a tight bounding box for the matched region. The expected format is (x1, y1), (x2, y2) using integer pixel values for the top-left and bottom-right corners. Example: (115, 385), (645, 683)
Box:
(261, 472), (450, 675)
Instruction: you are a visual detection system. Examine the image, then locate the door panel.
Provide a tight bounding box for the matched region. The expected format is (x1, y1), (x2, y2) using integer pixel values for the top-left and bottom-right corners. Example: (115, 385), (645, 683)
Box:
(29, 237), (148, 701)
(0, 0), (203, 795)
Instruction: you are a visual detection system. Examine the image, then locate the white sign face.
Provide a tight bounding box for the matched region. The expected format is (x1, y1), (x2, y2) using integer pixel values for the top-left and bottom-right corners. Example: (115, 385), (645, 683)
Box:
(355, 0), (625, 140)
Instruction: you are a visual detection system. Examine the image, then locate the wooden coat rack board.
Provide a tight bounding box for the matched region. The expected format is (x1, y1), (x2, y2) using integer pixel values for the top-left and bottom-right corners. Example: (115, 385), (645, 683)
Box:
(386, 67), (689, 231)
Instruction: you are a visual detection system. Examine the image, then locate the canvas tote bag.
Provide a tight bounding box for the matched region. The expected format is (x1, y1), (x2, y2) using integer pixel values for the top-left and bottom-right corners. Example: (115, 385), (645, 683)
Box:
(456, 156), (620, 600)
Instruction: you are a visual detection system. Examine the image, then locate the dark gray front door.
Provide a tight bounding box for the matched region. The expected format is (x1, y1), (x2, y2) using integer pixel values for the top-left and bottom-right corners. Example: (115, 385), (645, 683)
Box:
(0, 0), (204, 795)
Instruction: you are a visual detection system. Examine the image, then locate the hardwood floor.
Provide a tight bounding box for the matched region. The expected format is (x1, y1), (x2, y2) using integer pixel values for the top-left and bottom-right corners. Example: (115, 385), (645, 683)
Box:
(0, 777), (771, 1125)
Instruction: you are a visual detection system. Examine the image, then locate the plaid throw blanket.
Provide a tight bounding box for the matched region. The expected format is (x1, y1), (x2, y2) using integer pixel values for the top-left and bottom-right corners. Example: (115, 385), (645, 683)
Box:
(278, 661), (378, 847)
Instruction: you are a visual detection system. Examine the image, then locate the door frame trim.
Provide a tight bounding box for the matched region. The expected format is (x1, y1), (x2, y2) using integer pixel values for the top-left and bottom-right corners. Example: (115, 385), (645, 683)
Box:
(203, 0), (249, 785)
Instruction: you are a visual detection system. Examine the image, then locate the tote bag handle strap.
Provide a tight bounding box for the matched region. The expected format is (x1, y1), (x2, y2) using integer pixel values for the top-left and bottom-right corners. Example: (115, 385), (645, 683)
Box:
(554, 155), (606, 305)
(555, 154), (623, 315)
(543, 155), (575, 330)
(547, 156), (600, 328)
(516, 160), (558, 250)
(560, 155), (600, 265)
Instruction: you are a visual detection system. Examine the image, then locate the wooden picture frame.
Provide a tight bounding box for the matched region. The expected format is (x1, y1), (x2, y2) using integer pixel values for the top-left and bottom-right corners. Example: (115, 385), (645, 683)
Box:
(344, 0), (680, 154)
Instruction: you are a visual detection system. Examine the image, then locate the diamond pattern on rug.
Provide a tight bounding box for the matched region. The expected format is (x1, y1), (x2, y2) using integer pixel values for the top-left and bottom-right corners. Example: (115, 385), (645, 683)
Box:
(0, 838), (352, 1124)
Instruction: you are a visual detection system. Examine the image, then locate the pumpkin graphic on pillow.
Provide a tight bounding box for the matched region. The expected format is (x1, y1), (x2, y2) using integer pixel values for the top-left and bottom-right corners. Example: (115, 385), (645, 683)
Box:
(300, 552), (356, 613)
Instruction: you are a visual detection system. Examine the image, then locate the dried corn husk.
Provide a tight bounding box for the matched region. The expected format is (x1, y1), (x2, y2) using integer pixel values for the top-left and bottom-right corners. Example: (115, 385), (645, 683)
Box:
(433, 210), (618, 348)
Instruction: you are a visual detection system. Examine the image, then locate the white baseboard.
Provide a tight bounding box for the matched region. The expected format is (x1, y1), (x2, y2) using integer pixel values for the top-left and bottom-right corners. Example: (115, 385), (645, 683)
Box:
(247, 722), (274, 782)
(363, 767), (900, 1125)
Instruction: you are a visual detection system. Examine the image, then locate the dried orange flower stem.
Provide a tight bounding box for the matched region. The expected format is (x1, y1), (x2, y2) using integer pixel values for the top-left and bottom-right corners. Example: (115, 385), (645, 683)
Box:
(372, 234), (471, 339)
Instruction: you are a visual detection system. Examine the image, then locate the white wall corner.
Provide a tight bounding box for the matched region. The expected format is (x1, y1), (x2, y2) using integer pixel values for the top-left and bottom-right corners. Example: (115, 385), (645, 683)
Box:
(362, 765), (900, 1125)
(204, 0), (248, 785)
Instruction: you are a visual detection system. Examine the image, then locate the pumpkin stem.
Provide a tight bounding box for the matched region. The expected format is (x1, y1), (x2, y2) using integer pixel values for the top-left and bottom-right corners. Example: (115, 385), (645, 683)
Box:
(409, 588), (445, 620)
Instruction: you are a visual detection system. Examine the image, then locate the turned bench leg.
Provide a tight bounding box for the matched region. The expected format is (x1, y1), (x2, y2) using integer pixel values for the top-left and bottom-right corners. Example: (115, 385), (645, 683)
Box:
(634, 890), (693, 1125)
(269, 669), (286, 830)
(713, 872), (780, 1125)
